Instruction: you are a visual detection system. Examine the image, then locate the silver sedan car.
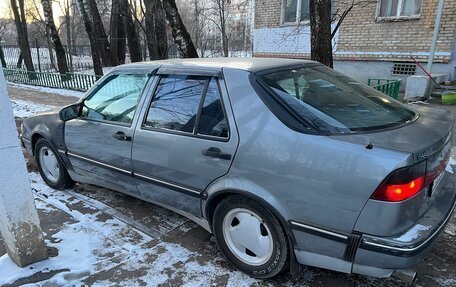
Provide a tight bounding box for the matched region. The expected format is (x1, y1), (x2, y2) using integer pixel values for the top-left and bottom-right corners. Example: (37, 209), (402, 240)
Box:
(21, 58), (455, 281)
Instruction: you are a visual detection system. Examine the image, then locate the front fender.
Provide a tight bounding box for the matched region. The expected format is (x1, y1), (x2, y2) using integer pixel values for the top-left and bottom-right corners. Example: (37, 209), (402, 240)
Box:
(24, 110), (73, 170)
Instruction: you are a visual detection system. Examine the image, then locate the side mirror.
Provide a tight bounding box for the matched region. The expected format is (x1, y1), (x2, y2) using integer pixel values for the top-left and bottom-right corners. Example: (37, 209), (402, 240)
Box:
(59, 103), (81, 121)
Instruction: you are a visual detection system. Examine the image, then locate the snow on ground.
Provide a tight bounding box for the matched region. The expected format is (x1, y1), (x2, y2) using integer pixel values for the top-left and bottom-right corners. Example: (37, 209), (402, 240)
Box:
(11, 99), (55, 118)
(0, 173), (264, 286)
(8, 82), (85, 98)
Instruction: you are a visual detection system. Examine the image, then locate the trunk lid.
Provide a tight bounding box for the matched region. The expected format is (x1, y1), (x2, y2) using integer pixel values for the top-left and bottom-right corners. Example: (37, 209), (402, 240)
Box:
(336, 105), (454, 164)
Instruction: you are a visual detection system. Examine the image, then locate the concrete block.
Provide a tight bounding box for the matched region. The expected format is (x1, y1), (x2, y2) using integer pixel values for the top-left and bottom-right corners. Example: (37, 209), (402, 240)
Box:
(405, 76), (433, 100)
(0, 67), (48, 267)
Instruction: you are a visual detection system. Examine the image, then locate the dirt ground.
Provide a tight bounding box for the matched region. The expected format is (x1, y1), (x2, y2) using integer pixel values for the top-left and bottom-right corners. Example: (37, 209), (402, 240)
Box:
(3, 84), (456, 286)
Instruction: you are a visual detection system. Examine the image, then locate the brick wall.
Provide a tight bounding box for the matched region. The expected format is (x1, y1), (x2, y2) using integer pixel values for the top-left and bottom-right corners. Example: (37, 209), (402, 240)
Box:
(253, 0), (456, 62)
(254, 0), (282, 28)
(336, 0), (456, 61)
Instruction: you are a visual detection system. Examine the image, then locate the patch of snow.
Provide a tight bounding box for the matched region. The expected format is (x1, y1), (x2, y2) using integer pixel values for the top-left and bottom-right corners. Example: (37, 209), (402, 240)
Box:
(450, 156), (456, 166)
(8, 82), (84, 98)
(0, 206), (103, 286)
(394, 224), (431, 242)
(435, 277), (456, 287)
(446, 162), (454, 174)
(0, 173), (266, 286)
(11, 99), (55, 118)
(445, 222), (456, 236)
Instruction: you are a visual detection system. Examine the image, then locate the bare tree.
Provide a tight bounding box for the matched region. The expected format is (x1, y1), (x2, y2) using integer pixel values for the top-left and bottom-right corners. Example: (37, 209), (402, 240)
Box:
(144, 0), (168, 59)
(211, 0), (230, 57)
(0, 19), (9, 67)
(76, 0), (103, 75)
(60, 0), (74, 71)
(28, 0), (57, 71)
(10, 0), (35, 71)
(121, 0), (142, 62)
(41, 0), (69, 74)
(162, 0), (198, 58)
(87, 0), (113, 66)
(179, 0), (251, 57)
(309, 0), (333, 67)
(110, 0), (126, 65)
(280, 0), (375, 67)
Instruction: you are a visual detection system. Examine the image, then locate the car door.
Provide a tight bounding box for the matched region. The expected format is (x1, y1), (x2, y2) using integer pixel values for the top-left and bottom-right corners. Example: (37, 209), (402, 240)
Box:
(132, 73), (239, 216)
(65, 72), (151, 195)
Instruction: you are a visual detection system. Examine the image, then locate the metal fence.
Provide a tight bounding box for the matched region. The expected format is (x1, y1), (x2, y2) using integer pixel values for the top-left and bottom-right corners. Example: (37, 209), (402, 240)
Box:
(0, 43), (180, 74)
(1, 44), (96, 73)
(368, 78), (401, 100)
(3, 68), (101, 92)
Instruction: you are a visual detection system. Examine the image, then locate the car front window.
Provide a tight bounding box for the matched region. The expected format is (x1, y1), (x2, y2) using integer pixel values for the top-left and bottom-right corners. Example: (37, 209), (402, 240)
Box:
(261, 65), (415, 133)
(82, 74), (150, 124)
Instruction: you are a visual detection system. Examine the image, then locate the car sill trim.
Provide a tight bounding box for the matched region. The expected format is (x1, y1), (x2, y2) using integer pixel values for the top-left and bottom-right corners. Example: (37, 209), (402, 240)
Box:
(133, 172), (202, 198)
(290, 221), (349, 242)
(67, 152), (132, 175)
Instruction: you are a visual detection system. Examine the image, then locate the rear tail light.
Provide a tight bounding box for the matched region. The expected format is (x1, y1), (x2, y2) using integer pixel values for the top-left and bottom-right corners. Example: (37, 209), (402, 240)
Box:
(371, 161), (426, 202)
(371, 151), (450, 202)
(371, 176), (424, 202)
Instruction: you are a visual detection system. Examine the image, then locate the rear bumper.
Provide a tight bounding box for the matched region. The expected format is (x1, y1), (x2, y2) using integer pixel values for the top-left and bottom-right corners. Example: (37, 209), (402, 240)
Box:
(353, 170), (456, 277)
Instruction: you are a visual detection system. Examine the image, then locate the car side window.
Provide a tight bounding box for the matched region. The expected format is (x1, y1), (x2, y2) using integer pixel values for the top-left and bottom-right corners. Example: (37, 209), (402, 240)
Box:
(81, 74), (150, 124)
(144, 75), (206, 133)
(197, 78), (229, 138)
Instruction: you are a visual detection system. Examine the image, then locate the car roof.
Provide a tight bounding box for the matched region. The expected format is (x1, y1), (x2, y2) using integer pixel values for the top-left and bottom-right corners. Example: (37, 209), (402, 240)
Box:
(113, 57), (317, 74)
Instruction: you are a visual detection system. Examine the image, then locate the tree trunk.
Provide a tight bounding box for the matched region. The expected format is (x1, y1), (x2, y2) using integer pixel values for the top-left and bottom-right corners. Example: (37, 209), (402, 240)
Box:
(0, 40), (6, 68)
(41, 0), (69, 75)
(65, 0), (73, 72)
(87, 0), (113, 67)
(309, 0), (333, 68)
(144, 0), (158, 60)
(110, 0), (126, 65)
(10, 0), (35, 71)
(46, 34), (56, 71)
(121, 0), (142, 62)
(76, 0), (103, 75)
(144, 0), (168, 60)
(154, 0), (168, 59)
(218, 0), (229, 57)
(162, 0), (198, 58)
(16, 52), (23, 68)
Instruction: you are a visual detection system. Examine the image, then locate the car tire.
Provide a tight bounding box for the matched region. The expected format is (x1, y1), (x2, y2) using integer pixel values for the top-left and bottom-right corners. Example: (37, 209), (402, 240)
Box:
(35, 139), (74, 190)
(212, 195), (288, 278)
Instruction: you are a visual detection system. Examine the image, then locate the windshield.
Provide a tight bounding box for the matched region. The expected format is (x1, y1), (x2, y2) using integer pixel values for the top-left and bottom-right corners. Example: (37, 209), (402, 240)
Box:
(261, 65), (416, 133)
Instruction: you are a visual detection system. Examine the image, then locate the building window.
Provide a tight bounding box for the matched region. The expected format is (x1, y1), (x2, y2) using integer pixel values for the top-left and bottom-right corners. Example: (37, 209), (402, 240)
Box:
(282, 0), (310, 23)
(378, 0), (422, 19)
(392, 63), (417, 75)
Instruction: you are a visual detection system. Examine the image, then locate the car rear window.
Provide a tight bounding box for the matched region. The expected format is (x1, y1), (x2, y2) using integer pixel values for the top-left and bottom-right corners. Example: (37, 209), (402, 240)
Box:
(261, 65), (416, 134)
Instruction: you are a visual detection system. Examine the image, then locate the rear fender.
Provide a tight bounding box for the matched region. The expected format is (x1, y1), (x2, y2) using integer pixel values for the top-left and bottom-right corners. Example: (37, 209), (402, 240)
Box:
(203, 176), (293, 240)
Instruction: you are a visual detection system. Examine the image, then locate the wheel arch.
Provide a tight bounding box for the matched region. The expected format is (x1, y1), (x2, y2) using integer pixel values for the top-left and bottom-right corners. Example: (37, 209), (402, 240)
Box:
(31, 132), (46, 156)
(203, 188), (296, 245)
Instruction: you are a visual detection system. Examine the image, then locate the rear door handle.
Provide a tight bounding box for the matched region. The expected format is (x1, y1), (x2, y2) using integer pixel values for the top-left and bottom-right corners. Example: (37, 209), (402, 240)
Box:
(113, 131), (131, 141)
(202, 147), (231, 160)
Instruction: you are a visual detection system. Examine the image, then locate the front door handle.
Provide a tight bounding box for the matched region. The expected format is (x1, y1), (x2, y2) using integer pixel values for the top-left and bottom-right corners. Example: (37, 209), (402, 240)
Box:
(113, 131), (131, 141)
(202, 147), (231, 160)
